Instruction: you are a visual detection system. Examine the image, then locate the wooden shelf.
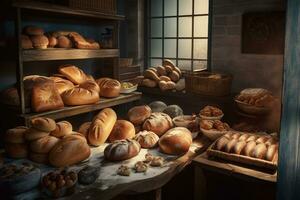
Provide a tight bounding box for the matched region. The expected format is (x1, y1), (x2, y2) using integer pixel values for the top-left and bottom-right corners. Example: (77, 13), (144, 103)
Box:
(22, 48), (119, 62)
(20, 92), (142, 123)
(13, 1), (125, 21)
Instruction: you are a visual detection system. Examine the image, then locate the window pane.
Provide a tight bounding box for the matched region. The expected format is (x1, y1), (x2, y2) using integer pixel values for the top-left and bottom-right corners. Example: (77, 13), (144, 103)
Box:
(164, 39), (177, 58)
(151, 39), (162, 57)
(179, 17), (192, 37)
(194, 39), (207, 59)
(194, 16), (208, 37)
(164, 0), (177, 16)
(151, 0), (162, 17)
(178, 39), (192, 58)
(150, 59), (162, 67)
(179, 0), (192, 15)
(164, 18), (177, 37)
(178, 60), (192, 71)
(195, 0), (209, 14)
(193, 61), (207, 71)
(151, 18), (162, 37)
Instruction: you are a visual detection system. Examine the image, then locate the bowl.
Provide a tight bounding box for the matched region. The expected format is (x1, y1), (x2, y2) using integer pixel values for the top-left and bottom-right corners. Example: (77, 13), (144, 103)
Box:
(199, 113), (224, 120)
(173, 115), (198, 127)
(200, 128), (227, 141)
(120, 84), (138, 94)
(235, 99), (271, 115)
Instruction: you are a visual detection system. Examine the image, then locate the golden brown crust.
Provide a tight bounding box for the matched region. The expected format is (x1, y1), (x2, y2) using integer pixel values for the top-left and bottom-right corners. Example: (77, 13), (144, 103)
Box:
(49, 76), (74, 95)
(61, 87), (100, 106)
(30, 117), (56, 132)
(96, 78), (121, 98)
(57, 35), (73, 48)
(163, 59), (176, 70)
(134, 130), (159, 148)
(79, 80), (100, 93)
(128, 105), (152, 125)
(47, 36), (57, 47)
(50, 121), (73, 138)
(143, 70), (160, 82)
(58, 64), (87, 84)
(169, 71), (180, 82)
(5, 126), (28, 144)
(30, 35), (49, 49)
(142, 112), (173, 136)
(109, 120), (135, 142)
(29, 135), (60, 153)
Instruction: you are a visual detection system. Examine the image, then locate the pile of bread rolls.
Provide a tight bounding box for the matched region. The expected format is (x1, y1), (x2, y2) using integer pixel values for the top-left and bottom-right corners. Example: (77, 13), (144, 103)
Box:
(1, 64), (121, 112)
(138, 59), (184, 91)
(4, 117), (91, 167)
(21, 25), (100, 50)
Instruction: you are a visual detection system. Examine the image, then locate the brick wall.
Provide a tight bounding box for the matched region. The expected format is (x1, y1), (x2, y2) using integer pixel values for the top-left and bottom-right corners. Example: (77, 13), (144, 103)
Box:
(211, 0), (286, 96)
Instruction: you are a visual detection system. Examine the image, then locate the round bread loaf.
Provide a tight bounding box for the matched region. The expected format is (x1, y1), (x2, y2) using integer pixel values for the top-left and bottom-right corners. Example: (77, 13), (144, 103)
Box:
(24, 128), (50, 141)
(96, 78), (121, 98)
(47, 36), (57, 47)
(148, 101), (167, 112)
(30, 117), (56, 132)
(128, 105), (152, 125)
(50, 121), (72, 138)
(159, 127), (192, 155)
(49, 134), (91, 167)
(109, 120), (135, 142)
(5, 143), (28, 159)
(142, 78), (157, 87)
(29, 152), (48, 164)
(164, 65), (173, 74)
(57, 35), (73, 48)
(159, 80), (176, 91)
(58, 64), (87, 85)
(61, 87), (100, 106)
(142, 112), (173, 136)
(88, 108), (117, 146)
(78, 122), (91, 138)
(23, 26), (44, 36)
(49, 76), (74, 94)
(23, 75), (51, 91)
(163, 105), (183, 118)
(5, 126), (28, 144)
(29, 135), (59, 153)
(30, 35), (49, 49)
(134, 130), (159, 148)
(21, 34), (33, 49)
(104, 139), (141, 161)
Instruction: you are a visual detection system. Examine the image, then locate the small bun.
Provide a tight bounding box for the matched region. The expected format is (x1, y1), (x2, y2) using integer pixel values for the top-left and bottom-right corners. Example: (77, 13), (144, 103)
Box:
(50, 121), (73, 138)
(57, 35), (73, 48)
(30, 117), (56, 132)
(30, 35), (49, 49)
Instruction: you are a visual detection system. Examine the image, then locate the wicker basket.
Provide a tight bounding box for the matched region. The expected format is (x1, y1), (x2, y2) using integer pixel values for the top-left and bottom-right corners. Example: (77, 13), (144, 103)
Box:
(61, 0), (116, 14)
(185, 72), (232, 96)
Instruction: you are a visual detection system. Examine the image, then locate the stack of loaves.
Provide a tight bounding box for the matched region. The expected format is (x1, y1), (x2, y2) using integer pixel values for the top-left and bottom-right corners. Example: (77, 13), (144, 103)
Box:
(4, 117), (90, 167)
(138, 59), (184, 91)
(21, 25), (100, 50)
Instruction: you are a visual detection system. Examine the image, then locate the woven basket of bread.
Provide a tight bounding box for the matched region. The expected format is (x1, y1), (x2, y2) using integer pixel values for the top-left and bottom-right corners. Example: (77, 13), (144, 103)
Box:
(62, 0), (116, 14)
(185, 72), (232, 96)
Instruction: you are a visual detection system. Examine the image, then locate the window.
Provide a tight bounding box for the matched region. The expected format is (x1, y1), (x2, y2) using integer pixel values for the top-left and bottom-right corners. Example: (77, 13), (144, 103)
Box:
(147, 0), (211, 71)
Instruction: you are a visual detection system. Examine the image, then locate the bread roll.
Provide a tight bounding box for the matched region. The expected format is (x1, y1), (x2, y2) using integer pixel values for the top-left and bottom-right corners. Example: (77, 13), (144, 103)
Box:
(134, 130), (159, 148)
(159, 76), (171, 82)
(169, 71), (180, 82)
(31, 81), (64, 112)
(156, 65), (167, 76)
(174, 66), (182, 77)
(5, 126), (28, 144)
(256, 136), (270, 144)
(148, 101), (167, 112)
(57, 35), (73, 48)
(215, 136), (229, 151)
(24, 128), (50, 141)
(58, 64), (87, 84)
(246, 135), (257, 142)
(224, 139), (238, 153)
(29, 152), (48, 164)
(128, 105), (152, 125)
(47, 36), (57, 47)
(30, 117), (56, 132)
(29, 136), (59, 153)
(234, 140), (247, 154)
(251, 143), (267, 159)
(78, 122), (91, 137)
(23, 26), (44, 36)
(158, 80), (176, 91)
(159, 127), (192, 155)
(266, 144), (278, 161)
(109, 120), (135, 142)
(49, 76), (74, 94)
(61, 87), (100, 106)
(142, 112), (173, 136)
(30, 35), (49, 49)
(104, 139), (141, 161)
(69, 32), (100, 49)
(88, 108), (117, 146)
(79, 80), (100, 93)
(242, 141), (257, 156)
(265, 137), (278, 146)
(50, 121), (73, 138)
(164, 65), (173, 74)
(142, 78), (157, 87)
(231, 132), (240, 140)
(163, 59), (176, 69)
(49, 134), (91, 167)
(96, 78), (121, 98)
(5, 143), (28, 159)
(21, 34), (33, 49)
(143, 70), (160, 82)
(238, 134), (249, 141)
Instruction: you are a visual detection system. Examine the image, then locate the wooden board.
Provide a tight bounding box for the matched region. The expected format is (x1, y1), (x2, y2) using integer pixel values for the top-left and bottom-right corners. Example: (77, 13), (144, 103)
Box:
(20, 92), (142, 124)
(12, 0), (125, 21)
(193, 152), (277, 183)
(22, 49), (119, 62)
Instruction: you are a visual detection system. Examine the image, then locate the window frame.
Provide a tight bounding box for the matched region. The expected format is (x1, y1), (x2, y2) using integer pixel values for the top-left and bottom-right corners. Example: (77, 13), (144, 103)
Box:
(144, 0), (213, 72)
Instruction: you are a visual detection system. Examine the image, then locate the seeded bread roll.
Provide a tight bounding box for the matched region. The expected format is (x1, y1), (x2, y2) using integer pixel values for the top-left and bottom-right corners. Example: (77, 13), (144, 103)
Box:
(134, 130), (159, 148)
(242, 141), (257, 156)
(5, 126), (28, 144)
(142, 112), (173, 136)
(128, 105), (152, 125)
(29, 136), (60, 153)
(104, 139), (141, 161)
(30, 117), (56, 132)
(50, 121), (73, 138)
(108, 120), (135, 142)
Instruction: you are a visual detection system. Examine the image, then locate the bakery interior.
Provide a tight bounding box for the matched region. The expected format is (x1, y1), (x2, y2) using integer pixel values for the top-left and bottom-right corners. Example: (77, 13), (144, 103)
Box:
(0, 0), (299, 199)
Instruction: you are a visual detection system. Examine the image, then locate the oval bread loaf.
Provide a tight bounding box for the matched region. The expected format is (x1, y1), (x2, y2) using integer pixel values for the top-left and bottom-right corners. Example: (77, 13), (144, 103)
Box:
(109, 120), (135, 142)
(242, 141), (257, 156)
(104, 139), (141, 161)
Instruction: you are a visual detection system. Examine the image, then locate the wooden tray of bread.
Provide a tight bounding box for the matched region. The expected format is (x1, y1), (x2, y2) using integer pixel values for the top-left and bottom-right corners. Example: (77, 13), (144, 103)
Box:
(207, 131), (278, 170)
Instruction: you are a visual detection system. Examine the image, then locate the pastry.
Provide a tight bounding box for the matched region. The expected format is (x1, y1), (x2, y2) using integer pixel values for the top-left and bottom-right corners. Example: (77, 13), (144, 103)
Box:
(117, 165), (131, 176)
(150, 156), (164, 167)
(134, 161), (148, 173)
(199, 105), (223, 118)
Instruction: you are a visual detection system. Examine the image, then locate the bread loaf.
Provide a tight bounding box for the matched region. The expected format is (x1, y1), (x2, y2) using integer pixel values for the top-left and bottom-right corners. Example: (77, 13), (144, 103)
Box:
(58, 65), (87, 84)
(163, 105), (183, 118)
(23, 26), (44, 36)
(128, 105), (152, 125)
(49, 77), (74, 94)
(159, 76), (171, 82)
(143, 70), (160, 82)
(30, 117), (56, 132)
(24, 128), (50, 141)
(78, 122), (91, 138)
(29, 152), (48, 164)
(47, 36), (57, 48)
(134, 130), (159, 148)
(215, 136), (229, 151)
(61, 87), (100, 106)
(5, 143), (28, 159)
(21, 34), (33, 49)
(251, 143), (267, 159)
(148, 101), (167, 112)
(96, 78), (121, 98)
(5, 126), (28, 144)
(156, 65), (167, 76)
(104, 139), (141, 161)
(224, 139), (238, 153)
(242, 141), (257, 156)
(142, 112), (173, 136)
(50, 121), (72, 138)
(159, 127), (192, 155)
(163, 59), (176, 69)
(109, 120), (135, 142)
(169, 71), (180, 82)
(57, 35), (73, 48)
(30, 35), (49, 49)
(29, 136), (59, 153)
(256, 136), (270, 144)
(266, 144), (278, 161)
(69, 32), (100, 49)
(142, 79), (157, 87)
(79, 80), (100, 93)
(158, 80), (176, 91)
(88, 108), (117, 146)
(233, 140), (247, 154)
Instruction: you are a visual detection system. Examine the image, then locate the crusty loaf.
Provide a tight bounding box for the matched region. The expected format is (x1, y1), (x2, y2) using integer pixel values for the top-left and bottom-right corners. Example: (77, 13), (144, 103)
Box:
(50, 121), (73, 138)
(142, 112), (173, 136)
(128, 105), (152, 125)
(104, 139), (141, 161)
(5, 126), (28, 144)
(159, 127), (192, 155)
(49, 76), (74, 94)
(49, 134), (91, 167)
(134, 130), (159, 148)
(30, 117), (56, 132)
(24, 128), (50, 141)
(61, 87), (100, 106)
(96, 78), (121, 98)
(29, 135), (60, 153)
(88, 108), (117, 146)
(109, 120), (135, 142)
(79, 80), (100, 93)
(58, 64), (87, 84)
(68, 32), (100, 49)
